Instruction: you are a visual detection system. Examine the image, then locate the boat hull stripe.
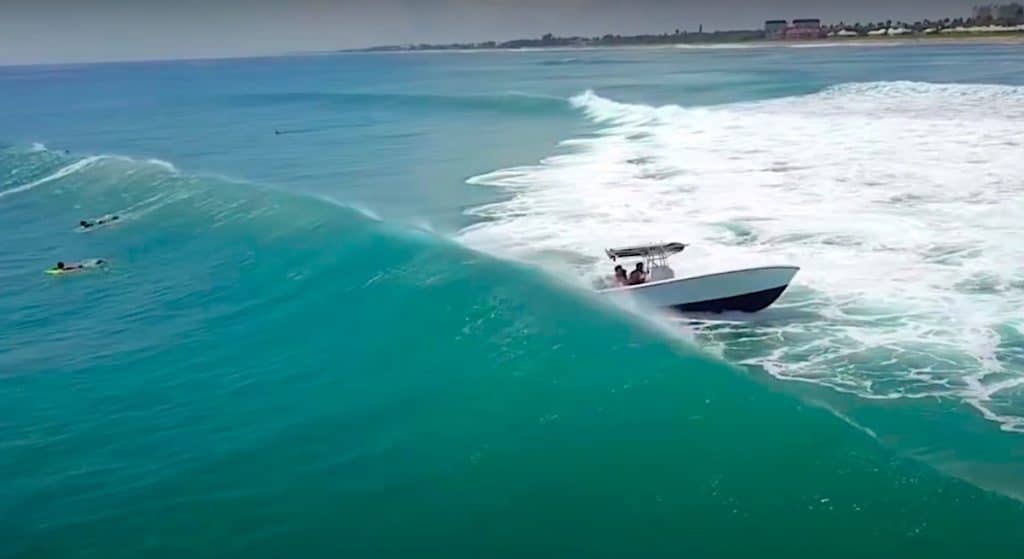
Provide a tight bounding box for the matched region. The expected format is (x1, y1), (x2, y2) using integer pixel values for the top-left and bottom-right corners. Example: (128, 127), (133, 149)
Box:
(671, 285), (789, 313)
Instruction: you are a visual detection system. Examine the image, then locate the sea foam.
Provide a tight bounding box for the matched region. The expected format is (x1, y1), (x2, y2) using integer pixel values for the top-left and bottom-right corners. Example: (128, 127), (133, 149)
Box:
(0, 156), (107, 199)
(460, 81), (1024, 432)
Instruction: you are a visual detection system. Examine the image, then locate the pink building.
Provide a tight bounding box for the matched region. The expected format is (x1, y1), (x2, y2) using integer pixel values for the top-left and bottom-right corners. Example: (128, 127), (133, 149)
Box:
(785, 19), (823, 39)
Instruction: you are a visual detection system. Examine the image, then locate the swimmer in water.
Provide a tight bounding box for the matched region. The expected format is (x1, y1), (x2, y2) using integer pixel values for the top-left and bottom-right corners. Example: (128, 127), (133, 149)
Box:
(53, 259), (105, 272)
(79, 215), (119, 229)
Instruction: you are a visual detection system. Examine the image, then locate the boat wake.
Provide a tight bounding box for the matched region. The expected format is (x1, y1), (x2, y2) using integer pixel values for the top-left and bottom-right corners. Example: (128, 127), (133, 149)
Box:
(459, 81), (1024, 433)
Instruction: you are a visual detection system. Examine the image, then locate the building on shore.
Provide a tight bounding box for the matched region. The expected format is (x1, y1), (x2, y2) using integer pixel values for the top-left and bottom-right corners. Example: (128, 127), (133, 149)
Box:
(973, 3), (1024, 23)
(786, 19), (824, 39)
(764, 20), (788, 39)
(764, 18), (824, 40)
(997, 2), (1024, 21)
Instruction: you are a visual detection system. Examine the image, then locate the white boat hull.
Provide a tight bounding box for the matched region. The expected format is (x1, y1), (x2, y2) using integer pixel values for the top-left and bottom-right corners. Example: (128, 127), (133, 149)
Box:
(600, 266), (799, 313)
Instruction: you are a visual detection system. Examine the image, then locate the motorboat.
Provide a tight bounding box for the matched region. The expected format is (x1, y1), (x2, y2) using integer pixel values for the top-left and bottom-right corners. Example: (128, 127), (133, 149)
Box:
(598, 242), (798, 313)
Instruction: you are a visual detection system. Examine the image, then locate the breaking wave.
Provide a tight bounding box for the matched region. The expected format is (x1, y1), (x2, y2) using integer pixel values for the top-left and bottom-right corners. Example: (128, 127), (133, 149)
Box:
(460, 81), (1024, 433)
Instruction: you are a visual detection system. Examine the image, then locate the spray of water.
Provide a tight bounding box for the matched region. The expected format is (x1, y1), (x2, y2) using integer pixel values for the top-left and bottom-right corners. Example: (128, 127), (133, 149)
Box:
(459, 82), (1024, 432)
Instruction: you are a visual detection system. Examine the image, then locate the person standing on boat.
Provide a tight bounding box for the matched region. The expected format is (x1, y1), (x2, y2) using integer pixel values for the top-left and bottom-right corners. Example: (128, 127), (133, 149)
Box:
(627, 262), (646, 285)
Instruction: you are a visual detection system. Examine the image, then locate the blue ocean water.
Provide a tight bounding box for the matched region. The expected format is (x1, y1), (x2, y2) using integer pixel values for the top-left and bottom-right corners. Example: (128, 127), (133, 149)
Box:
(3, 44), (1024, 557)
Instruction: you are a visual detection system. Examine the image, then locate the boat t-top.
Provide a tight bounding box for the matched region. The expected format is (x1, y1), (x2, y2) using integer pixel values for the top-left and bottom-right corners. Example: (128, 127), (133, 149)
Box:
(599, 242), (798, 313)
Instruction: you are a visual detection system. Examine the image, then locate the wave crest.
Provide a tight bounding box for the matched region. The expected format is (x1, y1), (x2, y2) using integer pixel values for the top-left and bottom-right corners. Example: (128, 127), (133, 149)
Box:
(463, 81), (1024, 433)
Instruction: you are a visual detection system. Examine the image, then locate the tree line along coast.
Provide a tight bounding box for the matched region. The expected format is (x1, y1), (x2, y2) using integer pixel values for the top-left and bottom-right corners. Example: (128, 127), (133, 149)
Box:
(355, 4), (1024, 51)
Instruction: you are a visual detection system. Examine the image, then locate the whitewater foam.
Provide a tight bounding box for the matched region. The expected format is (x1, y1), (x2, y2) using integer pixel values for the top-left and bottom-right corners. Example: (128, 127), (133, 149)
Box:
(0, 151), (185, 201)
(146, 159), (178, 173)
(459, 81), (1024, 432)
(673, 44), (765, 50)
(0, 156), (107, 199)
(785, 41), (907, 49)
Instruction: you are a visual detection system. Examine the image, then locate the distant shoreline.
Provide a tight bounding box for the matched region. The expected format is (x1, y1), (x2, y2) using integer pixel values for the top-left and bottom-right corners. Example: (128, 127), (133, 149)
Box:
(4, 31), (1019, 69)
(345, 33), (1024, 55)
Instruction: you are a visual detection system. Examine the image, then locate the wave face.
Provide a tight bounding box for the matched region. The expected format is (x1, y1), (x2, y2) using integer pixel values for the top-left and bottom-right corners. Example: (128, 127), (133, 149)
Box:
(3, 145), (1024, 557)
(461, 81), (1024, 434)
(8, 43), (1024, 557)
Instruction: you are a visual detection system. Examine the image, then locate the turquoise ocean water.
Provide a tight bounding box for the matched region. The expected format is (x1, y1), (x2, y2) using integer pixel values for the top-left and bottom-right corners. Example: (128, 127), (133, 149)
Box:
(3, 44), (1024, 557)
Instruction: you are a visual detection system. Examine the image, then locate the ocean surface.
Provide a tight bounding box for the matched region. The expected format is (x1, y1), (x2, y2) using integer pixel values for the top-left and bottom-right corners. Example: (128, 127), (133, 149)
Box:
(3, 44), (1024, 557)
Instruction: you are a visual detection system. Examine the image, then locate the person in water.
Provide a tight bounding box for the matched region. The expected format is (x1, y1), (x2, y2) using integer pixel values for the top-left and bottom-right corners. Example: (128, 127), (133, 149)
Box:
(80, 215), (119, 229)
(627, 262), (647, 285)
(613, 265), (628, 286)
(54, 259), (105, 271)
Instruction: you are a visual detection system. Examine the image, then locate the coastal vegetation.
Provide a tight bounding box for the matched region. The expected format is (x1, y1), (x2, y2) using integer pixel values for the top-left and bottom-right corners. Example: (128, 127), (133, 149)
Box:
(822, 16), (1024, 37)
(357, 12), (1024, 51)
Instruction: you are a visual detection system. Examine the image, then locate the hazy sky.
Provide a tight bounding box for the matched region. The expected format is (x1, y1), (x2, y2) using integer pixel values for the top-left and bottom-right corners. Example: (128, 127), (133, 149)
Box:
(1, 0), (980, 65)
